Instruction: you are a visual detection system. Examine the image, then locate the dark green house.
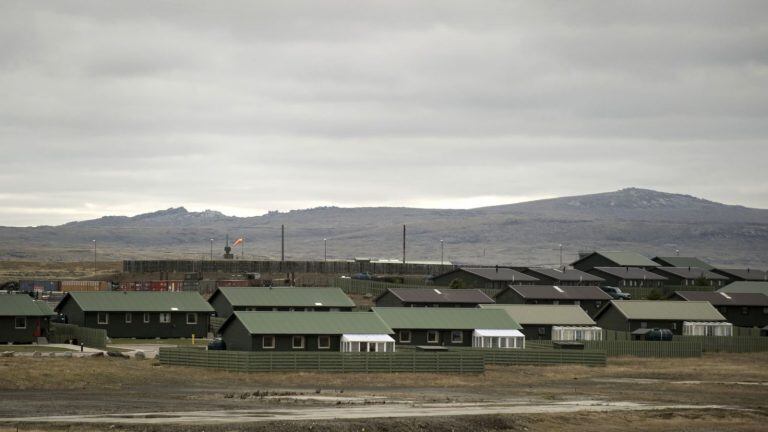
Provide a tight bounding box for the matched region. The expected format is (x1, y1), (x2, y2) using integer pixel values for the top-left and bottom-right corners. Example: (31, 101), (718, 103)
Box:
(493, 285), (612, 317)
(522, 268), (605, 286)
(649, 267), (729, 288)
(431, 267), (539, 289)
(652, 256), (714, 270)
(481, 304), (602, 341)
(594, 300), (730, 336)
(373, 307), (525, 349)
(208, 287), (355, 318)
(0, 294), (55, 344)
(218, 311), (395, 352)
(55, 292), (214, 339)
(586, 267), (668, 289)
(572, 251), (660, 272)
(672, 291), (768, 329)
(374, 288), (494, 308)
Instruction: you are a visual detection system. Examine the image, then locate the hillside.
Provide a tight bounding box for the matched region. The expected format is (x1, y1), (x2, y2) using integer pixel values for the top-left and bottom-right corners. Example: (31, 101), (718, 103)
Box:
(1, 188), (767, 267)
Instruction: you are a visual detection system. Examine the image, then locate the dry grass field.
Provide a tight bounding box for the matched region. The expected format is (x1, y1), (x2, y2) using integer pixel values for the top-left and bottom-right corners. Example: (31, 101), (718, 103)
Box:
(0, 261), (121, 283)
(0, 353), (765, 431)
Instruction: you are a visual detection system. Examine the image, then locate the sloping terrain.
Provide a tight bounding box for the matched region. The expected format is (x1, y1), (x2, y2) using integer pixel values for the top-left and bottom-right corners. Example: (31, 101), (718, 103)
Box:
(1, 188), (766, 267)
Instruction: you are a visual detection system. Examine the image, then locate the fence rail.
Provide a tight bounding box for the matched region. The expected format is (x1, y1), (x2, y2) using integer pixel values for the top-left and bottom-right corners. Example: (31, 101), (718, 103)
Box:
(124, 260), (455, 276)
(158, 348), (485, 373)
(478, 349), (606, 367)
(49, 323), (108, 349)
(673, 336), (768, 353)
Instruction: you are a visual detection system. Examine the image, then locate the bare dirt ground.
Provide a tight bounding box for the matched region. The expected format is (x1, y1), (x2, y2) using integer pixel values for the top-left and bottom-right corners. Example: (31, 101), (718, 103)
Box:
(0, 353), (766, 431)
(0, 261), (121, 283)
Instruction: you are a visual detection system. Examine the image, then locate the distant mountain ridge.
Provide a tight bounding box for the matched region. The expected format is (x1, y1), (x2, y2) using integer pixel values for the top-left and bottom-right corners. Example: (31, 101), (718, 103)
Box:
(2, 188), (767, 267)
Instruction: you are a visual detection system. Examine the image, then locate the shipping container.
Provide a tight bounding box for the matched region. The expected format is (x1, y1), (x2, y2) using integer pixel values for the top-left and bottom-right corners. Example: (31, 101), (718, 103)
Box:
(216, 280), (251, 287)
(60, 280), (109, 292)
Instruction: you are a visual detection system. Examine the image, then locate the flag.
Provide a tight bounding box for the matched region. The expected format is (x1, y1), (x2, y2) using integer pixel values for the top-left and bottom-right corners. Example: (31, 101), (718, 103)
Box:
(232, 238), (243, 247)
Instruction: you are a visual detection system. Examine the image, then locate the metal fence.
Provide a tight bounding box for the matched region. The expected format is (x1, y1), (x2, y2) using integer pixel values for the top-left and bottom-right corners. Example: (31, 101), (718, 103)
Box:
(733, 327), (763, 337)
(124, 260), (455, 276)
(582, 340), (703, 357)
(158, 347), (485, 373)
(49, 323), (108, 349)
(602, 330), (632, 341)
(673, 336), (768, 353)
(477, 349), (606, 367)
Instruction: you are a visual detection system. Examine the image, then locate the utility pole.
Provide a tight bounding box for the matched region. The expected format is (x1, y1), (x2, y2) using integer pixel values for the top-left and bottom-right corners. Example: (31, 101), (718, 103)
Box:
(440, 239), (445, 265)
(281, 225), (285, 262)
(324, 238), (327, 261)
(402, 224), (406, 264)
(559, 244), (563, 269)
(92, 239), (97, 274)
(210, 238), (214, 260)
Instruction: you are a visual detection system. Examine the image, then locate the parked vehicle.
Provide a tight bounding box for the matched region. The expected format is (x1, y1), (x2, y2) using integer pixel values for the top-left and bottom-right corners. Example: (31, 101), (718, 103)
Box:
(643, 328), (673, 341)
(207, 337), (226, 350)
(352, 272), (374, 280)
(601, 286), (632, 300)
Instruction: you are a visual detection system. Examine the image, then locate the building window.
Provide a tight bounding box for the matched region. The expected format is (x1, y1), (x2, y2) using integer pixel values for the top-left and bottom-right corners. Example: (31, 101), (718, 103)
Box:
(574, 300), (580, 306)
(538, 327), (546, 335)
(640, 322), (647, 328)
(741, 307), (749, 315)
(159, 313), (171, 324)
(719, 306), (727, 314)
(143, 313), (150, 323)
(186, 313), (197, 324)
(318, 335), (331, 349)
(399, 330), (411, 343)
(14, 317), (26, 329)
(97, 312), (109, 325)
(451, 331), (463, 344)
(427, 330), (439, 344)
(672, 322), (677, 330)
(553, 300), (559, 305)
(125, 313), (132, 324)
(292, 335), (305, 349)
(596, 301), (602, 309)
(263, 335), (275, 349)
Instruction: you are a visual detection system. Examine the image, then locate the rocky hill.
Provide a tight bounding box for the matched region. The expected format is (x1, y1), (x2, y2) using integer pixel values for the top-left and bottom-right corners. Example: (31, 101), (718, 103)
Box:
(1, 188), (767, 267)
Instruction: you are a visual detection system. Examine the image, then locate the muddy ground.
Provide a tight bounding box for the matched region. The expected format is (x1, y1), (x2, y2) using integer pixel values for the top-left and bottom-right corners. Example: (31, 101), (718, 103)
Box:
(0, 352), (766, 431)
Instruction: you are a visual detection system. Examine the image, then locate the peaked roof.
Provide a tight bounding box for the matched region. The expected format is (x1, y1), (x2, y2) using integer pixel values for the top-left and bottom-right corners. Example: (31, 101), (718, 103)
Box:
(652, 267), (729, 280)
(481, 304), (596, 326)
(373, 307), (521, 330)
(717, 281), (768, 295)
(524, 268), (605, 282)
(572, 251), (659, 267)
(0, 294), (56, 316)
(596, 300), (726, 321)
(439, 267), (539, 282)
(377, 288), (494, 304)
(713, 268), (768, 281)
(652, 256), (714, 270)
(674, 291), (768, 307)
(210, 287), (354, 308)
(590, 267), (668, 281)
(223, 311), (393, 335)
(55, 292), (214, 313)
(502, 285), (612, 301)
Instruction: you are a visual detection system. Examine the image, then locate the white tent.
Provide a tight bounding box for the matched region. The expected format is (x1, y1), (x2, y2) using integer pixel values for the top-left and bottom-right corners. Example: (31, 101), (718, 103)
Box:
(472, 329), (525, 349)
(552, 326), (604, 341)
(683, 321), (733, 336)
(341, 334), (396, 352)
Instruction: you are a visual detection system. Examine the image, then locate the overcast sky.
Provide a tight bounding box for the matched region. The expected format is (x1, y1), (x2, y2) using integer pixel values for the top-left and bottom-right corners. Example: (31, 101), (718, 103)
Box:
(2, 1), (767, 226)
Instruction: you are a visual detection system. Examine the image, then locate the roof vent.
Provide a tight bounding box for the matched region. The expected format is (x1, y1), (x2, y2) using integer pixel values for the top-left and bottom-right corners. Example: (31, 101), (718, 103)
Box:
(314, 302), (323, 306)
(553, 286), (565, 293)
(171, 307), (179, 311)
(719, 292), (732, 300)
(433, 289), (442, 295)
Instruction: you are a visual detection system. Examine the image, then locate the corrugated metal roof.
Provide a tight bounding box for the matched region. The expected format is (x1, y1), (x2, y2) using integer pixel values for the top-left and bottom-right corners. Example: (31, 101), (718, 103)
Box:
(574, 251), (659, 267)
(652, 267), (729, 280)
(718, 282), (768, 295)
(481, 304), (596, 326)
(525, 268), (605, 282)
(653, 256), (714, 270)
(591, 267), (668, 280)
(675, 291), (768, 307)
(607, 300), (726, 321)
(213, 287), (354, 308)
(0, 294), (55, 316)
(384, 288), (494, 304)
(230, 311), (393, 335)
(452, 267), (539, 282)
(713, 268), (768, 281)
(506, 285), (612, 301)
(373, 307), (521, 330)
(56, 292), (214, 313)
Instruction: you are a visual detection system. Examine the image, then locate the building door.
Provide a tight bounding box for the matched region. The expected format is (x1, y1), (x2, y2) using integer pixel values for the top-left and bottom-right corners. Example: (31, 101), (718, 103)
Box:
(33, 319), (42, 337)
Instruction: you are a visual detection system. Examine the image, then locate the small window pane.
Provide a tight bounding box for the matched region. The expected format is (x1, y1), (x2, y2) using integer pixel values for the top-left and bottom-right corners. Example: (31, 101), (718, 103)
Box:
(318, 335), (331, 349)
(14, 317), (26, 329)
(263, 335), (275, 349)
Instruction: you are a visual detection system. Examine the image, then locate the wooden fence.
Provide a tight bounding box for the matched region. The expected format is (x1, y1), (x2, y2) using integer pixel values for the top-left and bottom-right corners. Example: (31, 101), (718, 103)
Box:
(673, 336), (768, 353)
(49, 323), (108, 349)
(477, 349), (606, 367)
(158, 348), (484, 373)
(582, 340), (703, 358)
(124, 260), (455, 276)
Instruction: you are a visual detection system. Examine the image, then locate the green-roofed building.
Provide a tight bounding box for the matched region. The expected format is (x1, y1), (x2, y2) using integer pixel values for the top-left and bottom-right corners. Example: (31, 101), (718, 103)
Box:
(55, 292), (214, 339)
(571, 251), (660, 272)
(208, 287), (355, 318)
(481, 304), (602, 341)
(373, 307), (525, 349)
(594, 300), (731, 336)
(218, 312), (395, 352)
(718, 281), (768, 296)
(652, 256), (715, 270)
(0, 293), (55, 343)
